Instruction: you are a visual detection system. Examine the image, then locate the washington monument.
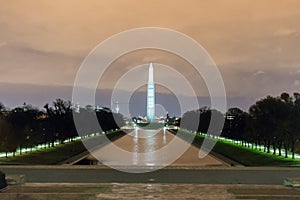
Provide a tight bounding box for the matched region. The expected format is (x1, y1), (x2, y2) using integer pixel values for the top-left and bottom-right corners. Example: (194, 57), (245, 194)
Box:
(147, 63), (155, 121)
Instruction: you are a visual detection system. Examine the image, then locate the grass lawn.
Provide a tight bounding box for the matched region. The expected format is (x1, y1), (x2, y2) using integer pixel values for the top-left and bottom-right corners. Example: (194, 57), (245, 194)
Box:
(0, 140), (86, 165)
(0, 131), (125, 165)
(176, 129), (300, 166)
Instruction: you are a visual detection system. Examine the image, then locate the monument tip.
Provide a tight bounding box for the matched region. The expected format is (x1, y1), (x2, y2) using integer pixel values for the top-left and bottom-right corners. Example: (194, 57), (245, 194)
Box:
(148, 63), (154, 83)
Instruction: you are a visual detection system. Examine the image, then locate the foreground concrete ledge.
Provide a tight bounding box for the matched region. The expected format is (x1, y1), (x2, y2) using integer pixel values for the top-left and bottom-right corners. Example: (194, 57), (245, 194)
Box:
(6, 175), (26, 185)
(284, 177), (300, 187)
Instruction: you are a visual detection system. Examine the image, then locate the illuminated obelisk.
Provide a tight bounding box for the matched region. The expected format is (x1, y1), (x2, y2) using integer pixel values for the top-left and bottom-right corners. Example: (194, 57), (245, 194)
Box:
(147, 63), (155, 121)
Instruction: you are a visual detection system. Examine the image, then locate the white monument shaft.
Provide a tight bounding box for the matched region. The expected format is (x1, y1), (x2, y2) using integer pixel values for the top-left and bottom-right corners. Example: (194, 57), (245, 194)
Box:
(147, 63), (155, 121)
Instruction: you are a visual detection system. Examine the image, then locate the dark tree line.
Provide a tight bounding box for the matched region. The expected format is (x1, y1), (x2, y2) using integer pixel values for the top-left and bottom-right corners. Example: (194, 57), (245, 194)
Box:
(181, 107), (224, 138)
(181, 92), (300, 159)
(0, 99), (124, 157)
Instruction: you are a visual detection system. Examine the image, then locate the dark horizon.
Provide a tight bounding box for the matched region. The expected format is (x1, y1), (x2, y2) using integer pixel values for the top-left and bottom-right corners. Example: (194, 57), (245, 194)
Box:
(0, 81), (259, 116)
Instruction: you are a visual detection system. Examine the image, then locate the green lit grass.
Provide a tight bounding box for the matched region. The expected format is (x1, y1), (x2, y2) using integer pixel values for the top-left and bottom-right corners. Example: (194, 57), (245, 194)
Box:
(177, 129), (300, 166)
(0, 140), (86, 165)
(0, 130), (125, 165)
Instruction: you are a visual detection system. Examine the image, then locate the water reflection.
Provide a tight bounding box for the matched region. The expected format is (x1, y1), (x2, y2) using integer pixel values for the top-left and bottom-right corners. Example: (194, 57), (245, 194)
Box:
(78, 128), (224, 167)
(88, 129), (174, 166)
(163, 128), (166, 144)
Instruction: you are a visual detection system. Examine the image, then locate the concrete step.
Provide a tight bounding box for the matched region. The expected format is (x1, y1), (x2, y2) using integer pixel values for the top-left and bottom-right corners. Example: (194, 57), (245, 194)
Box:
(6, 175), (26, 185)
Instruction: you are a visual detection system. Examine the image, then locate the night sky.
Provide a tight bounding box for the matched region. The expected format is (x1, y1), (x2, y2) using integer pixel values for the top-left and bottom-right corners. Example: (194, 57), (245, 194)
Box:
(1, 0), (300, 115)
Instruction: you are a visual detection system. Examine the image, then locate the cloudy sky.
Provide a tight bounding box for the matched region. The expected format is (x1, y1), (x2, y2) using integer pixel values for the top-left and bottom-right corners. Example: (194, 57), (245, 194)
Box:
(0, 0), (300, 113)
